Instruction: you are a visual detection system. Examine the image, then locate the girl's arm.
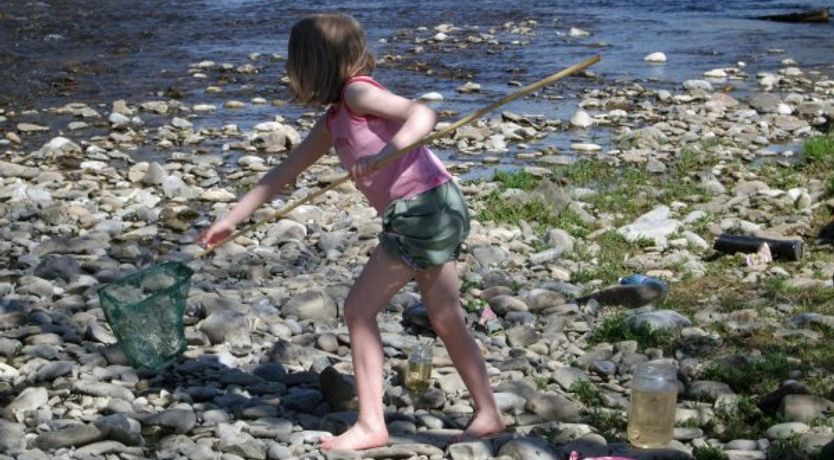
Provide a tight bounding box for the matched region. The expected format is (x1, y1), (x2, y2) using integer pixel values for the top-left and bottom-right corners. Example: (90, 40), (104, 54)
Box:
(343, 82), (438, 177)
(197, 114), (332, 246)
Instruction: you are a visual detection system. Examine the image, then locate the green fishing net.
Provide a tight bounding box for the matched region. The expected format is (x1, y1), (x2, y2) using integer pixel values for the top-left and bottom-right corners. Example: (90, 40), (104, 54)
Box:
(98, 261), (193, 369)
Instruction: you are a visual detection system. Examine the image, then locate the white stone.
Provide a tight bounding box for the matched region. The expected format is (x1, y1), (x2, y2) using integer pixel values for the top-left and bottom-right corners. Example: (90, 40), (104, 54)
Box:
(704, 69), (727, 78)
(644, 52), (667, 63)
(200, 189), (237, 202)
(570, 143), (602, 152)
(171, 117), (193, 129)
(570, 110), (593, 128)
(418, 92), (444, 102)
(433, 32), (449, 41)
(108, 112), (131, 127)
(568, 27), (590, 37)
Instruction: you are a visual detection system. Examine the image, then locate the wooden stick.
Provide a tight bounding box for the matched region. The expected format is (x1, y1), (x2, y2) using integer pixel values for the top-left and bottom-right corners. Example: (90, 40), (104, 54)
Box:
(199, 55), (601, 257)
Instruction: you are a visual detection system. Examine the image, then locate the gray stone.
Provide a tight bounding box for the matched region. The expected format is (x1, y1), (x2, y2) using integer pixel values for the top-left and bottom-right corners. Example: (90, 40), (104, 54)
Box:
(448, 440), (494, 460)
(4, 386), (48, 420)
(141, 162), (167, 185)
(320, 366), (356, 411)
(0, 420), (26, 452)
(73, 381), (135, 401)
(0, 337), (21, 358)
(37, 424), (104, 450)
(494, 392), (527, 414)
(284, 388), (324, 412)
(552, 367), (589, 391)
(267, 441), (294, 459)
(688, 381), (735, 402)
(95, 413), (143, 446)
(217, 423), (267, 459)
(282, 290), (337, 321)
(525, 392), (582, 422)
(628, 310), (691, 333)
(199, 309), (248, 345)
(544, 229), (574, 255)
(33, 254), (81, 281)
(779, 394), (834, 423)
(749, 93), (782, 114)
(142, 409), (197, 434)
(765, 422), (810, 440)
(32, 360), (73, 383)
(498, 437), (559, 459)
(506, 325), (540, 348)
(488, 295), (528, 316)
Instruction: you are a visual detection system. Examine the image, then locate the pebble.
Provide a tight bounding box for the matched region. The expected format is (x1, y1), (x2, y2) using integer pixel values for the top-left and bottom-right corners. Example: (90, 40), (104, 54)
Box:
(645, 52), (667, 63)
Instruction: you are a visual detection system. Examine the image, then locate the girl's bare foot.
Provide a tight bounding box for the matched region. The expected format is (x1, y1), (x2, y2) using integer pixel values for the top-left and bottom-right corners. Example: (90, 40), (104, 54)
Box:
(320, 421), (389, 451)
(455, 411), (505, 442)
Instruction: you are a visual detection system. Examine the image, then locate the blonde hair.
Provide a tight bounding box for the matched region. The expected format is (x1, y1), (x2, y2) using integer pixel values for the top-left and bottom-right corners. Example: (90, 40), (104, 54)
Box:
(286, 14), (376, 105)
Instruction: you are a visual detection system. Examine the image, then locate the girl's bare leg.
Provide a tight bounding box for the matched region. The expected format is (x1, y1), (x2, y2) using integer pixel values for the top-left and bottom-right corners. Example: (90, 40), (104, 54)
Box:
(416, 261), (505, 439)
(320, 246), (415, 451)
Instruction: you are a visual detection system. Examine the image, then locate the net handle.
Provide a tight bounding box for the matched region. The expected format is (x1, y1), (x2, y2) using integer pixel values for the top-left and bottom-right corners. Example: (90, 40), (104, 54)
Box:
(198, 55), (601, 257)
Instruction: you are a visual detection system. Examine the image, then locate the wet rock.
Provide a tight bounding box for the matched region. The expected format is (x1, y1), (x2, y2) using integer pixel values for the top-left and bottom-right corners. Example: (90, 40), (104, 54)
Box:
(645, 52), (667, 63)
(17, 123), (49, 133)
(571, 110), (593, 128)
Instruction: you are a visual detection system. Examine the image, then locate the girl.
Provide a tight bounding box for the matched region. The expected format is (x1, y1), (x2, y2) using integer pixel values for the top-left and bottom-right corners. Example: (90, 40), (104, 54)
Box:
(198, 13), (504, 451)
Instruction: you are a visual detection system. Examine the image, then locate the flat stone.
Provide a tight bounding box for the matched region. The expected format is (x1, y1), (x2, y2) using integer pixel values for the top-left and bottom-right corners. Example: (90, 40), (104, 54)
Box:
(765, 422), (810, 440)
(37, 424), (104, 450)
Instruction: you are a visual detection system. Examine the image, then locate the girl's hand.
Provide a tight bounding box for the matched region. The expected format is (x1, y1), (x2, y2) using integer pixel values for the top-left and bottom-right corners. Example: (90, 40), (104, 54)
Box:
(196, 219), (236, 248)
(350, 154), (382, 179)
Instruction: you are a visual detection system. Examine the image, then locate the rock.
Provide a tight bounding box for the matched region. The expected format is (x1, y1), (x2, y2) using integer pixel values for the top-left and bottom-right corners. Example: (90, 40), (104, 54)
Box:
(579, 284), (665, 308)
(552, 367), (589, 390)
(140, 101), (169, 114)
(320, 366), (356, 411)
(525, 392), (582, 422)
(108, 112), (131, 127)
(199, 310), (248, 345)
(217, 423), (267, 459)
(141, 162), (167, 185)
(544, 229), (574, 254)
(571, 143), (602, 152)
(498, 437), (559, 459)
(457, 82), (481, 93)
(171, 117), (193, 129)
(4, 386), (49, 420)
(267, 219), (307, 243)
(282, 289), (337, 321)
(37, 424), (104, 450)
(73, 381), (135, 401)
(0, 420), (26, 452)
(142, 409), (196, 434)
(627, 310), (691, 333)
(570, 110), (593, 128)
(17, 123), (50, 133)
(645, 52), (667, 63)
(94, 414), (143, 446)
(419, 92), (444, 102)
(32, 360), (74, 383)
(779, 394), (834, 423)
(749, 93), (782, 114)
(765, 422), (810, 440)
(489, 295), (528, 316)
(683, 80), (713, 92)
(448, 440), (494, 460)
(569, 27), (590, 37)
(617, 206), (681, 247)
(200, 188), (237, 202)
(39, 136), (81, 157)
(688, 381), (735, 402)
(33, 254), (81, 281)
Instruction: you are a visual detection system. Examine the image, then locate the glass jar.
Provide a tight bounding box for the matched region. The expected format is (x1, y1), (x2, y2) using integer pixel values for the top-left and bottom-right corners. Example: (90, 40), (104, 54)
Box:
(627, 360), (678, 448)
(404, 340), (433, 392)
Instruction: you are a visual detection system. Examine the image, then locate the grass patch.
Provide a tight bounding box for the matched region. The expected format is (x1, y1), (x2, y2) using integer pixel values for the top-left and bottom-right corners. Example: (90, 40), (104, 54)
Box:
(572, 231), (651, 284)
(588, 311), (676, 350)
(710, 396), (782, 441)
(763, 276), (834, 314)
(492, 169), (540, 190)
(570, 380), (605, 407)
(700, 351), (795, 395)
(583, 408), (626, 443)
(803, 129), (834, 169)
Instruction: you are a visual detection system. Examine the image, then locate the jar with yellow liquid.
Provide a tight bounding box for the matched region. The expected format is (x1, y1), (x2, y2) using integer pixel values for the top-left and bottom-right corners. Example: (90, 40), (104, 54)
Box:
(627, 360), (678, 448)
(404, 340), (433, 392)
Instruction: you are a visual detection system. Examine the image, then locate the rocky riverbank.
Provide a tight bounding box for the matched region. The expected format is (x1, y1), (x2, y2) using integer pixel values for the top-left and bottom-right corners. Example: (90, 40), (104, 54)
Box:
(2, 22), (834, 460)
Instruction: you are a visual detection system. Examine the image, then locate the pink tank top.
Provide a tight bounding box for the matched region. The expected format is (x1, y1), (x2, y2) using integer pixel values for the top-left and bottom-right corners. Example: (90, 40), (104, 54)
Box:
(326, 75), (452, 213)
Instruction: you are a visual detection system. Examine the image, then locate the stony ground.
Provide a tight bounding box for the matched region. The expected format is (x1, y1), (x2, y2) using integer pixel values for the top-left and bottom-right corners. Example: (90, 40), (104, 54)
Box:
(2, 21), (834, 460)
